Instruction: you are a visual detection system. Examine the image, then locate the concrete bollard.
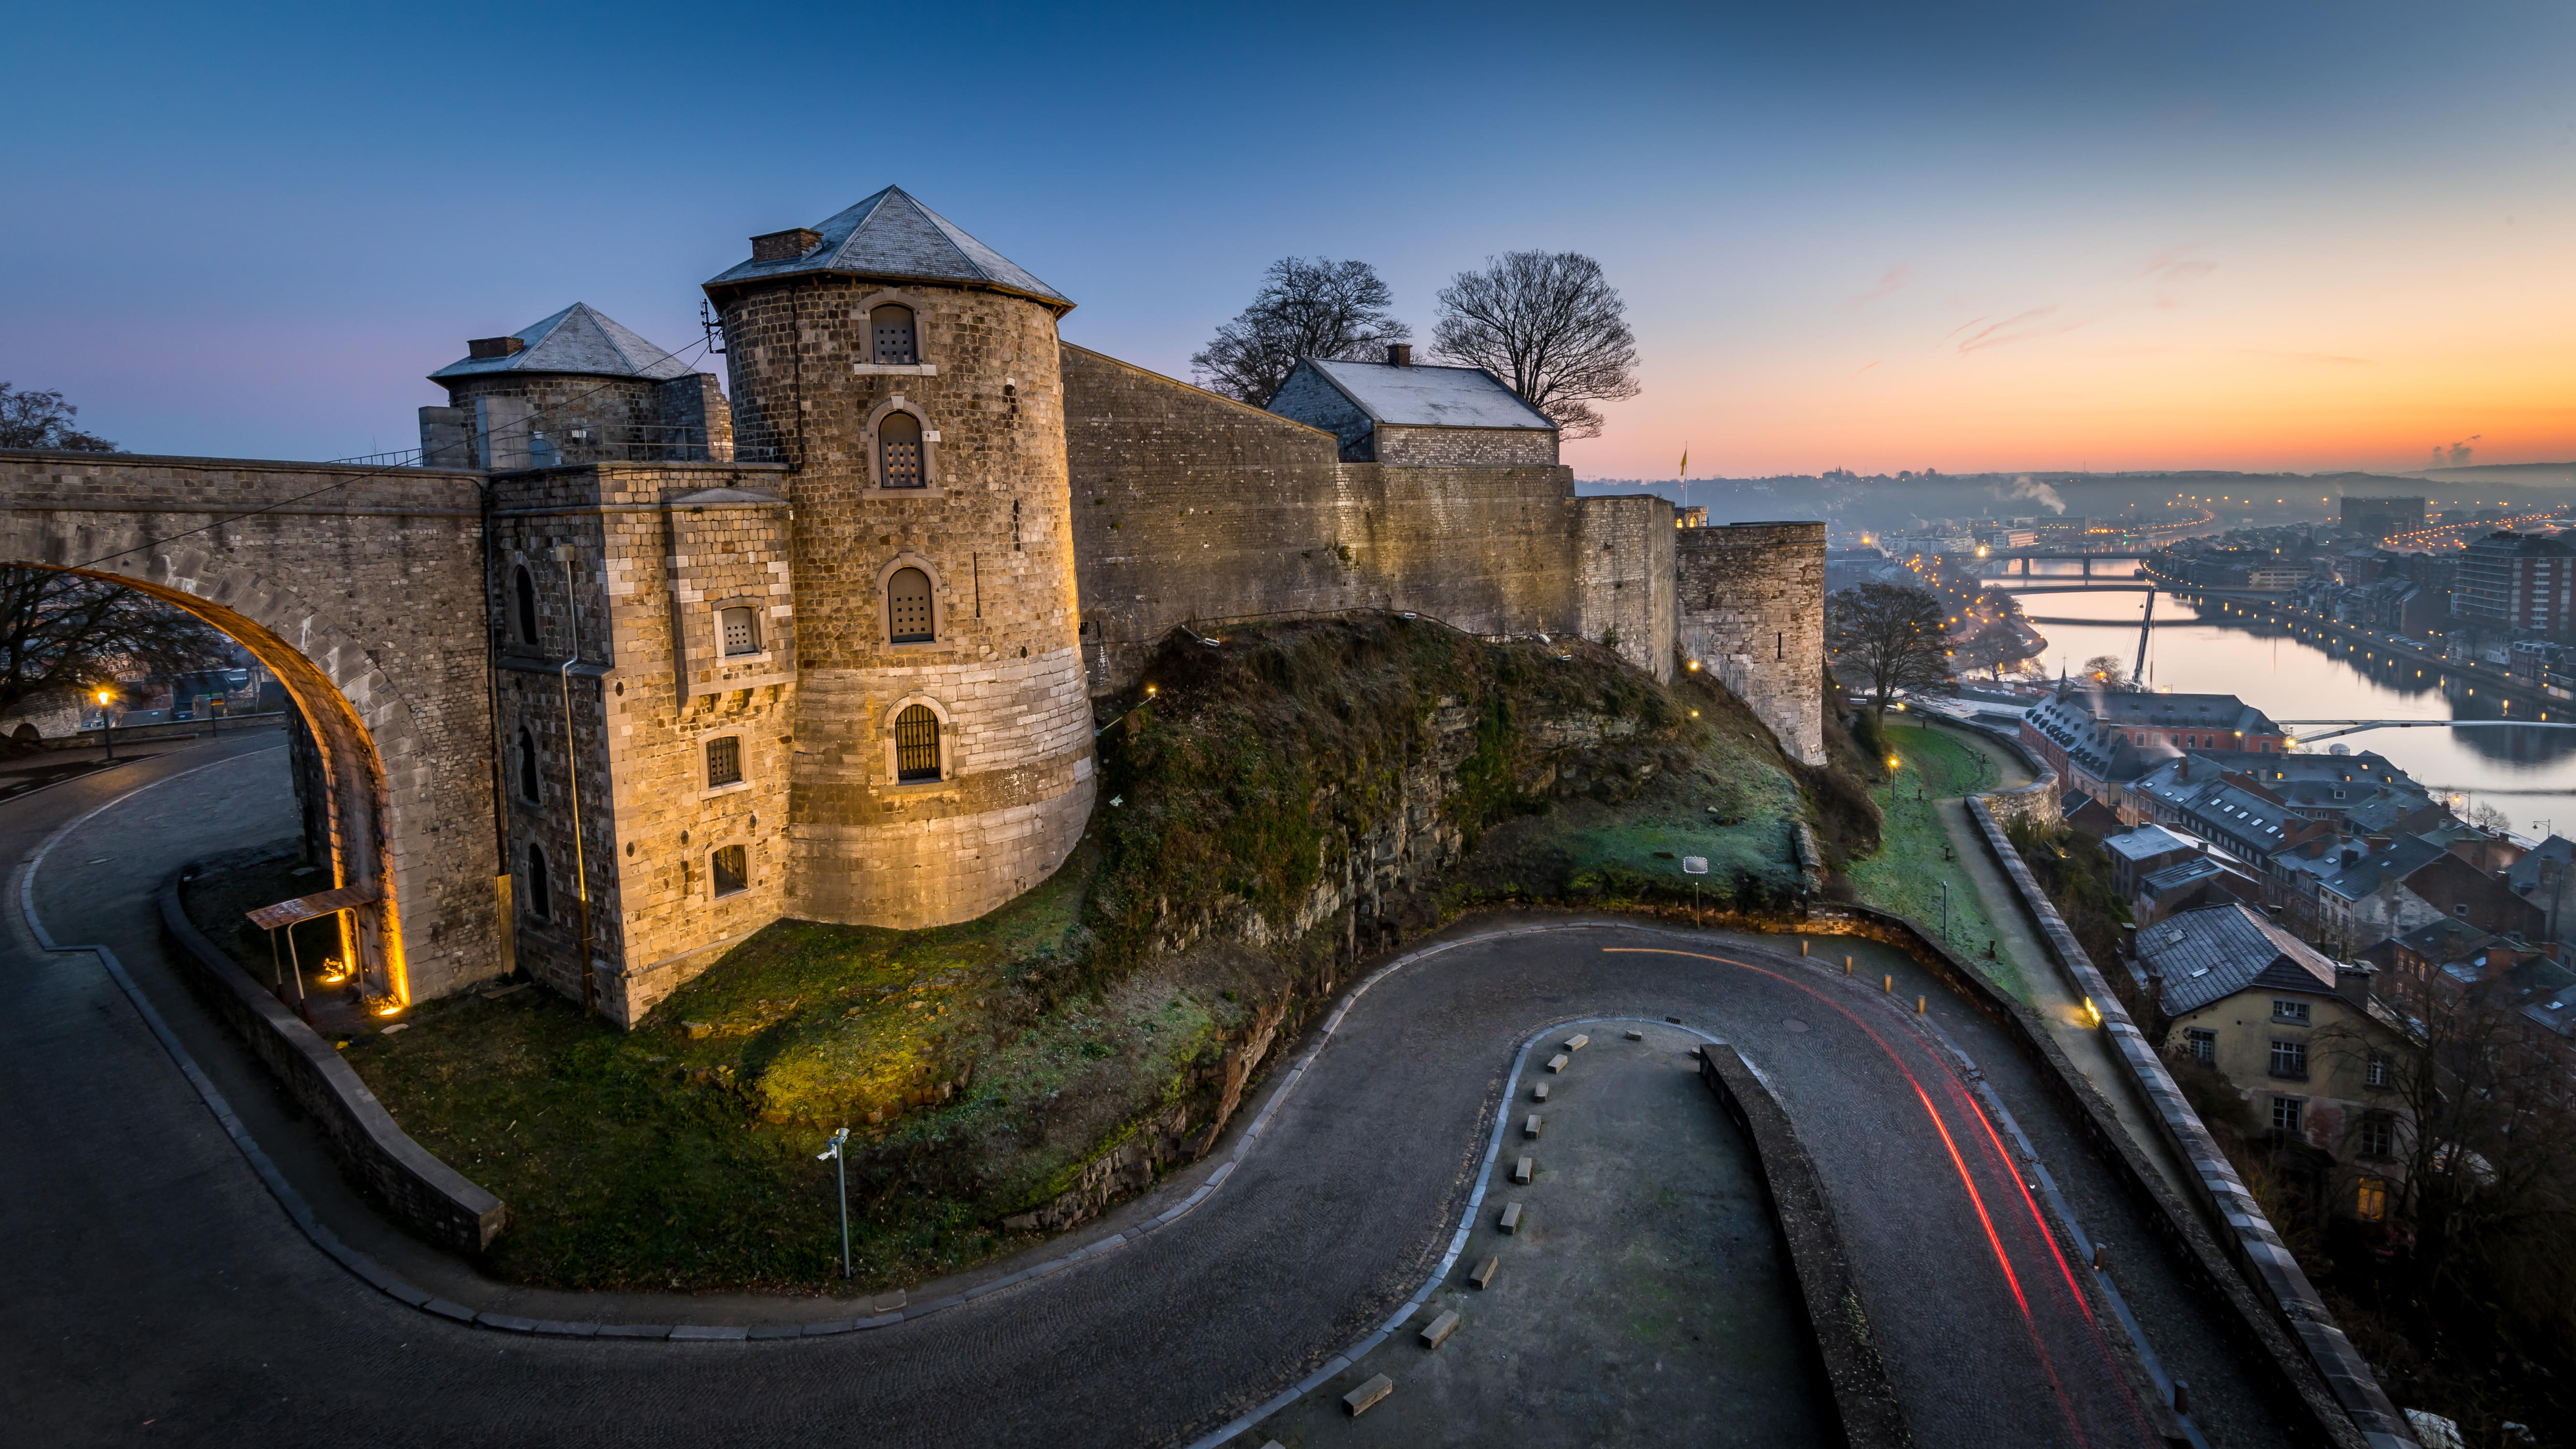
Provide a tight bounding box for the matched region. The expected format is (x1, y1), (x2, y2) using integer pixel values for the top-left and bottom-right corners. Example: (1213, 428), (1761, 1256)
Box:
(1623, 1028), (1643, 1041)
(2092, 1242), (2109, 1272)
(1562, 1034), (1590, 1051)
(1468, 1256), (1500, 1290)
(1917, 995), (1926, 1014)
(1498, 1201), (1522, 1233)
(1845, 955), (1853, 974)
(1800, 939), (1809, 956)
(1512, 1155), (1533, 1184)
(1547, 1053), (1571, 1074)
(1343, 1374), (1394, 1416)
(1523, 1114), (1543, 1139)
(1883, 974), (1893, 993)
(1532, 1082), (1550, 1101)
(1419, 1310), (1461, 1349)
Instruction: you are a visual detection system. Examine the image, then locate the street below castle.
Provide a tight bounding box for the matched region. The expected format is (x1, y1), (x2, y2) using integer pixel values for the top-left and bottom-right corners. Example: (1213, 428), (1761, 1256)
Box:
(2, 735), (2284, 1449)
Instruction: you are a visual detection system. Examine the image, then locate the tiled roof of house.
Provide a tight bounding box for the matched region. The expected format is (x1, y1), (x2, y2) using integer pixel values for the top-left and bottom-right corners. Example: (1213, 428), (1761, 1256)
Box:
(2143, 903), (2342, 1016)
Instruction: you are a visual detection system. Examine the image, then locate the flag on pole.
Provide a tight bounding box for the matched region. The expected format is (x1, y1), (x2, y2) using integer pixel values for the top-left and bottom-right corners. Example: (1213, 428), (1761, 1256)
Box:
(1678, 447), (1688, 479)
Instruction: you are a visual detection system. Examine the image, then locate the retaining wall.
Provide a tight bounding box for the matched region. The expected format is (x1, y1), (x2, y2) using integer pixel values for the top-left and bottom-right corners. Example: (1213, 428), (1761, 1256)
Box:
(1695, 1041), (1908, 1449)
(160, 866), (505, 1253)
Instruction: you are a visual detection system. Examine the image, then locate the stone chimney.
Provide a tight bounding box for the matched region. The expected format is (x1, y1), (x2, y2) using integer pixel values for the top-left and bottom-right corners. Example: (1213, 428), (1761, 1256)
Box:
(2336, 963), (2375, 1009)
(467, 336), (526, 359)
(1386, 343), (1412, 367)
(751, 227), (823, 262)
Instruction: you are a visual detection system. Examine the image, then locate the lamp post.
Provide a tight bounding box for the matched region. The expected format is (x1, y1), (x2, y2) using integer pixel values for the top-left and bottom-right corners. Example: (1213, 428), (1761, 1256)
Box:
(96, 689), (115, 761)
(816, 1126), (852, 1279)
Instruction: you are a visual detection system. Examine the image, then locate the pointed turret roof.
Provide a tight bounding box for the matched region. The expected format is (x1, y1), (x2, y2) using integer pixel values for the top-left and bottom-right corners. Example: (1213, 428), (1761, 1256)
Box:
(429, 303), (697, 383)
(702, 185), (1071, 313)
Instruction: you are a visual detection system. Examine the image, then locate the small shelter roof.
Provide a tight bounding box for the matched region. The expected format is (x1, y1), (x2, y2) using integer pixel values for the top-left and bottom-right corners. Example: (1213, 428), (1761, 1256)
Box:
(429, 303), (697, 383)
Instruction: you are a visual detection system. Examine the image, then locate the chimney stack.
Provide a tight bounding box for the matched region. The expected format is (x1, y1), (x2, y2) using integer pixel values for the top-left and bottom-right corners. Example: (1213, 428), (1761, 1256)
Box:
(467, 336), (527, 360)
(750, 227), (823, 262)
(2336, 964), (2375, 1009)
(1387, 343), (1412, 367)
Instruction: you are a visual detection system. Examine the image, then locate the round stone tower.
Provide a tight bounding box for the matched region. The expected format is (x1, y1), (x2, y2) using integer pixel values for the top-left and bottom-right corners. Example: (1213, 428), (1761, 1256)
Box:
(701, 186), (1094, 929)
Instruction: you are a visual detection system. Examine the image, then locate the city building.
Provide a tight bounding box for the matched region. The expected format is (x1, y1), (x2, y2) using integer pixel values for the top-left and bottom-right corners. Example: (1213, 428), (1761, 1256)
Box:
(2021, 682), (2288, 803)
(2453, 532), (2574, 639)
(2339, 496), (2426, 542)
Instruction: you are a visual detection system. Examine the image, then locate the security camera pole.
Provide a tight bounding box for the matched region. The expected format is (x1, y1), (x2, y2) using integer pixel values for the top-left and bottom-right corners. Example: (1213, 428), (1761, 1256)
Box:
(817, 1127), (852, 1279)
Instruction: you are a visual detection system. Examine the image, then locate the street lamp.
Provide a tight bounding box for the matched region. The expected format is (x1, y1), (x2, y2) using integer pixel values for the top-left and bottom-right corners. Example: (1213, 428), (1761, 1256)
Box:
(816, 1127), (852, 1279)
(96, 689), (115, 761)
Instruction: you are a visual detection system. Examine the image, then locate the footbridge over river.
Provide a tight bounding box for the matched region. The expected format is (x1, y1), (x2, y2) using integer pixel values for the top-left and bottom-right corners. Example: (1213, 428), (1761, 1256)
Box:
(0, 448), (500, 1009)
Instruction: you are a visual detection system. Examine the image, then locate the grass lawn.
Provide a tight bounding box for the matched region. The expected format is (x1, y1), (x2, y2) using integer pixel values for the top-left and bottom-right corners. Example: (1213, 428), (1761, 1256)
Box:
(1843, 719), (2030, 1000)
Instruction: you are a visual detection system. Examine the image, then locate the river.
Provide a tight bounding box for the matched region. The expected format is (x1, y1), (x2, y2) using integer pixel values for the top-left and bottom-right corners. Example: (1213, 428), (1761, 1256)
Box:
(1982, 576), (2576, 824)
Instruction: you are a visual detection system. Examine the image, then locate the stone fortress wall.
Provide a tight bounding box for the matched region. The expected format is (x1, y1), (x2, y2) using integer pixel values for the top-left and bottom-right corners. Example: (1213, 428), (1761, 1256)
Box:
(1677, 520), (1827, 765)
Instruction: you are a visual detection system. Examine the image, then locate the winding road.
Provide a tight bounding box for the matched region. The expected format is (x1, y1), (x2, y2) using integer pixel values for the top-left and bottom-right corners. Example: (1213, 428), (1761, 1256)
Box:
(2, 734), (2283, 1447)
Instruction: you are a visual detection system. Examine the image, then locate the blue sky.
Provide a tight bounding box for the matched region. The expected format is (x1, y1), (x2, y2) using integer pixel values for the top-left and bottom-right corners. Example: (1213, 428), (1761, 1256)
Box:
(9, 1), (2576, 477)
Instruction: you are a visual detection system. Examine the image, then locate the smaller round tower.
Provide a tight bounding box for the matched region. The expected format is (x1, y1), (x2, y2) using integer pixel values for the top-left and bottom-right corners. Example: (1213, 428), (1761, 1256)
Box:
(702, 186), (1093, 930)
(423, 302), (731, 469)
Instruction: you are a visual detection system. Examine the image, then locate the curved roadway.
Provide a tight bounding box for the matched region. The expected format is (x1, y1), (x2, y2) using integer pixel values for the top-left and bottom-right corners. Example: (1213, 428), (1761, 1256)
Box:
(7, 737), (2170, 1448)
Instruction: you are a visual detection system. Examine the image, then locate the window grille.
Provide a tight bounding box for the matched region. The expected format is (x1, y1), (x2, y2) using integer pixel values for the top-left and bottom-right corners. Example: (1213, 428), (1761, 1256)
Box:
(2271, 1095), (2305, 1134)
(895, 704), (940, 782)
(872, 305), (917, 365)
(514, 566), (540, 645)
(2268, 1038), (2308, 1079)
(711, 844), (748, 897)
(721, 606), (759, 656)
(526, 842), (551, 920)
(2186, 1028), (2216, 1063)
(518, 727), (540, 802)
(2271, 999), (2311, 1023)
(880, 412), (924, 488)
(888, 568), (933, 642)
(2365, 1051), (2393, 1088)
(706, 735), (741, 788)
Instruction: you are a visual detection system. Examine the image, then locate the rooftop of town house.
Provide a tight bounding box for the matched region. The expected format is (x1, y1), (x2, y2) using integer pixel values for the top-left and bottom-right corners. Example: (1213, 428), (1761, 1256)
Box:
(2143, 902), (2342, 1016)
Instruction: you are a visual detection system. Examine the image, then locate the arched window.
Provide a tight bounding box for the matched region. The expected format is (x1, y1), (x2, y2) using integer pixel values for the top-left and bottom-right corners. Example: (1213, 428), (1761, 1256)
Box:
(880, 412), (925, 489)
(888, 567), (934, 642)
(513, 565), (540, 645)
(720, 605), (760, 656)
(711, 843), (749, 897)
(895, 704), (940, 782)
(526, 841), (551, 920)
(517, 726), (540, 802)
(871, 304), (917, 365)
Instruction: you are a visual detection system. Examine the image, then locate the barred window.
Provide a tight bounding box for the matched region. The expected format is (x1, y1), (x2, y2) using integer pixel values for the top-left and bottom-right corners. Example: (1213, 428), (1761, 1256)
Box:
(889, 568), (933, 642)
(2365, 1051), (2393, 1087)
(2271, 1095), (2305, 1134)
(880, 412), (925, 488)
(2186, 1028), (2216, 1063)
(2268, 1038), (2308, 1080)
(872, 304), (917, 365)
(711, 844), (748, 897)
(706, 735), (741, 788)
(721, 606), (760, 657)
(895, 704), (940, 782)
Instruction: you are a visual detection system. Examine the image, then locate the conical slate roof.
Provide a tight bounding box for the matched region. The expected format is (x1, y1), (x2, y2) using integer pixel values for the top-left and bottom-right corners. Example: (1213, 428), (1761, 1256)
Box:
(428, 303), (697, 383)
(702, 185), (1071, 312)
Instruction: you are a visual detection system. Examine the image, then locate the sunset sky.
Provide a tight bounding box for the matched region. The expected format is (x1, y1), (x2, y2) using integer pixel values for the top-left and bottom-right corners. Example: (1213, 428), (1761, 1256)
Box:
(8, 0), (2574, 480)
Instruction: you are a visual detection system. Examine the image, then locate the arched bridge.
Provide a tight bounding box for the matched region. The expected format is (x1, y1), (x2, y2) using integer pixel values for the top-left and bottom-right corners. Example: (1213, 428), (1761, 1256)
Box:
(0, 448), (498, 1008)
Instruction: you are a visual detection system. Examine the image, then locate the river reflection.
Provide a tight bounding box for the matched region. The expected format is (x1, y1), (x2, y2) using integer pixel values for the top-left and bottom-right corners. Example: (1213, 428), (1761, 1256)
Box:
(1987, 586), (2576, 812)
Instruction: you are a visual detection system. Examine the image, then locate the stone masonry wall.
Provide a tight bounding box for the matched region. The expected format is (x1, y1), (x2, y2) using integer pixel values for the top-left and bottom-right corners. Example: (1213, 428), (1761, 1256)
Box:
(716, 277), (1094, 931)
(0, 448), (498, 1007)
(487, 462), (801, 1026)
(1373, 423), (1557, 468)
(1677, 520), (1826, 766)
(1576, 494), (1678, 683)
(1062, 345), (1645, 690)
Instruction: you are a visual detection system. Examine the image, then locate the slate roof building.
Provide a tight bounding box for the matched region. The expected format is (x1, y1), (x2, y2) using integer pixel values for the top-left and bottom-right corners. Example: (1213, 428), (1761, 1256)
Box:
(701, 185), (1071, 310)
(2124, 750), (2426, 824)
(2021, 682), (2286, 804)
(420, 302), (731, 470)
(1265, 349), (1559, 466)
(2143, 903), (2409, 1219)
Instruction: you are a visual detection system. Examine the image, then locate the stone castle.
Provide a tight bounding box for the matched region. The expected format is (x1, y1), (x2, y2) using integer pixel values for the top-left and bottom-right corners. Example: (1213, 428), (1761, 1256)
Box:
(1, 186), (1822, 1026)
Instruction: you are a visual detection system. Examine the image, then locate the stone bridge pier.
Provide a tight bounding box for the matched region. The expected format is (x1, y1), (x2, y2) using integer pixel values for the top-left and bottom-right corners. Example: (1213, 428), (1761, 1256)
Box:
(0, 450), (503, 1008)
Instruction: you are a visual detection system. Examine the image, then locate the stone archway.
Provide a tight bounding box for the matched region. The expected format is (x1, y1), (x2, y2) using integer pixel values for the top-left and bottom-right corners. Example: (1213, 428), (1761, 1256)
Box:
(0, 451), (502, 1009)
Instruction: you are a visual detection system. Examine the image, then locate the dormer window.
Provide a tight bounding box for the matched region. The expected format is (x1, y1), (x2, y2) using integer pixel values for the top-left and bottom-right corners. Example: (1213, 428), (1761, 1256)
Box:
(872, 305), (917, 365)
(721, 606), (760, 656)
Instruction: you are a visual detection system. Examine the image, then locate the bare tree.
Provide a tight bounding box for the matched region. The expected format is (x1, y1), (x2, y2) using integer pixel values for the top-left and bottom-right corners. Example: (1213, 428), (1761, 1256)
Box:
(1828, 582), (1951, 721)
(0, 568), (235, 724)
(0, 383), (119, 452)
(2080, 653), (2129, 687)
(1429, 251), (1640, 439)
(1190, 258), (1411, 405)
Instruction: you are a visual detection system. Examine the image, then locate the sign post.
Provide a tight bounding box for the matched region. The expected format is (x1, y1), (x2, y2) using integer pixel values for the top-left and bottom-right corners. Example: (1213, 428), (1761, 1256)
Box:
(1682, 856), (1708, 927)
(816, 1127), (853, 1279)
